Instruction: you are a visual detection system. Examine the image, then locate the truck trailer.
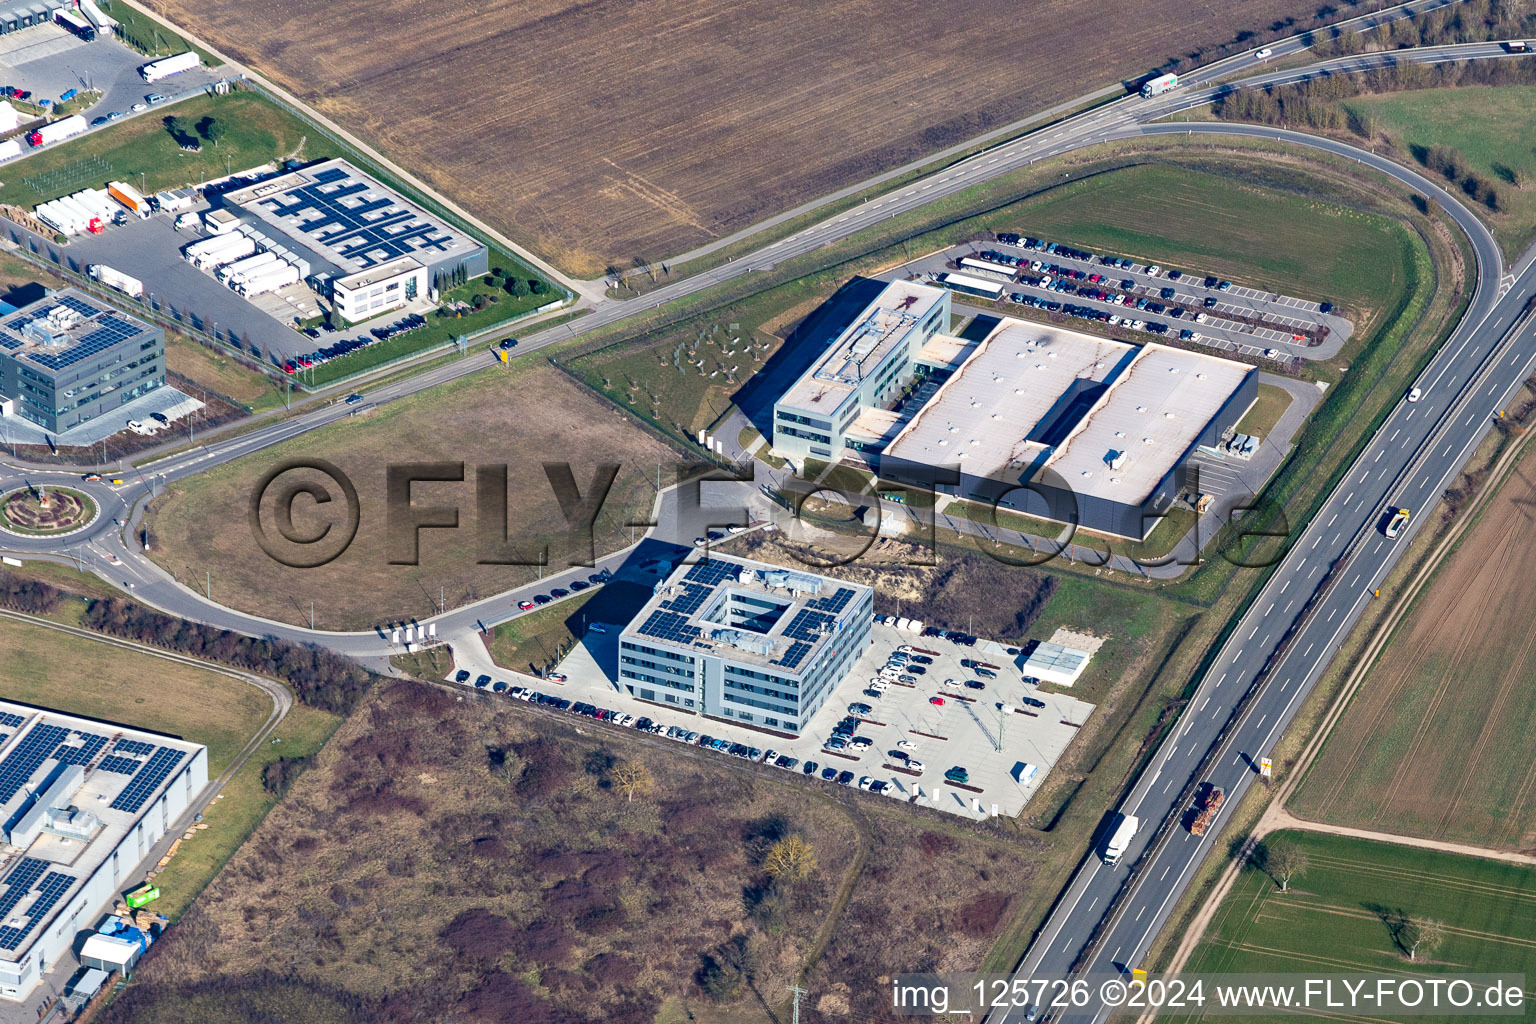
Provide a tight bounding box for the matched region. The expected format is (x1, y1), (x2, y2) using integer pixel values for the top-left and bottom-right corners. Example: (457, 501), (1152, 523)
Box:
(89, 264), (146, 300)
(186, 234), (255, 270)
(218, 251), (279, 284)
(52, 9), (96, 41)
(79, 0), (117, 31)
(1103, 812), (1139, 866)
(236, 262), (300, 296)
(140, 51), (201, 83)
(1140, 72), (1179, 98)
(26, 114), (88, 148)
(958, 257), (1017, 280)
(106, 181), (152, 217)
(1188, 785), (1224, 836)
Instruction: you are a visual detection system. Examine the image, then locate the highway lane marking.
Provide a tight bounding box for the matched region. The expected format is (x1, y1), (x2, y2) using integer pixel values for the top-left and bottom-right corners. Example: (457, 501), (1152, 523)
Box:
(1303, 643), (1314, 658)
(1390, 429), (1399, 442)
(1328, 513), (1338, 526)
(1261, 633), (1271, 647)
(1135, 905), (1146, 922)
(1247, 625), (1258, 639)
(1279, 579), (1289, 594)
(1327, 607), (1339, 623)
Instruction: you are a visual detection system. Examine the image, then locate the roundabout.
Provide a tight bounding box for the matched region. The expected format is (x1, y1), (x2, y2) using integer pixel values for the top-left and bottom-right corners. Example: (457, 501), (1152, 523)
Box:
(0, 485), (99, 538)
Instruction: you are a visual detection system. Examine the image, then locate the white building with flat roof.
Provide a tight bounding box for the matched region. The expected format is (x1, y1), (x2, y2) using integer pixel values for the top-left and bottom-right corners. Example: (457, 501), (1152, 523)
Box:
(619, 555), (873, 734)
(330, 255), (427, 323)
(0, 703), (207, 1002)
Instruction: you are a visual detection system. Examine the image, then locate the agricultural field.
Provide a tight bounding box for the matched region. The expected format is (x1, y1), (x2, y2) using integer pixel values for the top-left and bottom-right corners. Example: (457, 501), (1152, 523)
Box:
(1290, 446), (1536, 850)
(1178, 831), (1536, 1023)
(141, 0), (1346, 275)
(101, 679), (1048, 1024)
(1342, 85), (1536, 256)
(142, 362), (678, 630)
(0, 91), (336, 210)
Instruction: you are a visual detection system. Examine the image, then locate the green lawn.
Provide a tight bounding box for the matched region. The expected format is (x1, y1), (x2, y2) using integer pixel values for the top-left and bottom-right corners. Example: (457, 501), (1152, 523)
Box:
(3, 91), (337, 210)
(1005, 163), (1410, 317)
(1343, 85), (1536, 258)
(1180, 831), (1536, 1023)
(100, 0), (211, 59)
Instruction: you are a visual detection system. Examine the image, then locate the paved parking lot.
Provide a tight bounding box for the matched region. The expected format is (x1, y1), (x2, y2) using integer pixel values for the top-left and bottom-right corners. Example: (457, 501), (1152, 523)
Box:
(882, 237), (1353, 365)
(0, 27), (224, 124)
(453, 594), (1096, 821)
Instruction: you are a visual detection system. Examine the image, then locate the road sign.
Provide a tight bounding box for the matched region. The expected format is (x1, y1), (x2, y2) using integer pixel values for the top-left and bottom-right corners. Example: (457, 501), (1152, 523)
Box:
(1259, 757), (1273, 778)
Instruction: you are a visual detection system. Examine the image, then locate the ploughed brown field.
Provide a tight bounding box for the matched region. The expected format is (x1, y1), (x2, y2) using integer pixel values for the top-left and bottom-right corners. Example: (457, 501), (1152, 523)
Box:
(141, 0), (1338, 276)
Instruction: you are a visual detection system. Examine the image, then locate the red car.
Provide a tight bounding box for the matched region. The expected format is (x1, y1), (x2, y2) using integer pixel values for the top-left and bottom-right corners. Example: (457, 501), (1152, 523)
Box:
(929, 697), (945, 706)
(517, 599), (534, 610)
(282, 362), (296, 374)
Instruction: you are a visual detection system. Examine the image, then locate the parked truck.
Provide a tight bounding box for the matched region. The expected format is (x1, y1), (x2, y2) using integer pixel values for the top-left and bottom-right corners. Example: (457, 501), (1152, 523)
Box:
(25, 114), (87, 148)
(106, 181), (152, 217)
(79, 0), (117, 32)
(218, 251), (279, 284)
(140, 51), (201, 83)
(1140, 72), (1179, 98)
(1103, 812), (1139, 866)
(89, 264), (145, 300)
(1188, 785), (1224, 836)
(185, 234), (255, 270)
(236, 262), (300, 296)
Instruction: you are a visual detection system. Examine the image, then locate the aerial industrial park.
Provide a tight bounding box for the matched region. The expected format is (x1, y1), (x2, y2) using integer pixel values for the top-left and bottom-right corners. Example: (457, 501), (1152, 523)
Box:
(0, 0), (1531, 1022)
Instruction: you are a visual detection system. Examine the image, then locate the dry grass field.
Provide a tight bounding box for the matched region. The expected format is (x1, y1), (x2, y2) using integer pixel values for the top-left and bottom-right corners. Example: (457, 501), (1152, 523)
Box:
(1291, 453), (1536, 851)
(140, 0), (1343, 275)
(142, 362), (678, 629)
(102, 680), (1046, 1024)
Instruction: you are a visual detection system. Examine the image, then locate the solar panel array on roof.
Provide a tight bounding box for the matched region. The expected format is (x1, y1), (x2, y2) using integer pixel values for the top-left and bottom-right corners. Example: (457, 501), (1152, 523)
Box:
(684, 560), (738, 586)
(783, 608), (835, 643)
(0, 859), (45, 922)
(776, 641), (813, 670)
(96, 755), (142, 775)
(0, 870), (74, 951)
(4, 294), (99, 336)
(256, 165), (458, 271)
(23, 314), (144, 371)
(805, 587), (854, 613)
(661, 582), (712, 616)
(110, 746), (185, 812)
(113, 739), (154, 756)
(636, 610), (701, 645)
(51, 731), (107, 765)
(0, 724), (68, 804)
(0, 712), (25, 728)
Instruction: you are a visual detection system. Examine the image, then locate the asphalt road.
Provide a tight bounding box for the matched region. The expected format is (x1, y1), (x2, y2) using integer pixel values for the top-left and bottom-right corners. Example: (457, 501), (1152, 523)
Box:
(0, 26), (1528, 987)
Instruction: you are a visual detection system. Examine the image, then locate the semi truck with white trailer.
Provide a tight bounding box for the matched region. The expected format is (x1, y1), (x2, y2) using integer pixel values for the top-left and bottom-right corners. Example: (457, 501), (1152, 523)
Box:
(89, 264), (145, 300)
(1103, 812), (1139, 866)
(185, 234), (255, 270)
(26, 115), (88, 148)
(236, 262), (300, 297)
(140, 51), (201, 83)
(79, 0), (117, 32)
(218, 251), (279, 284)
(1140, 72), (1179, 98)
(52, 9), (96, 41)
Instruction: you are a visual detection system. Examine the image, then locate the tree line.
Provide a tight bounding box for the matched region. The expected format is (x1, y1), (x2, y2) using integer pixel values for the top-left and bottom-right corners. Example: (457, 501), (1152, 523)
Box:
(0, 570), (376, 714)
(1213, 58), (1536, 212)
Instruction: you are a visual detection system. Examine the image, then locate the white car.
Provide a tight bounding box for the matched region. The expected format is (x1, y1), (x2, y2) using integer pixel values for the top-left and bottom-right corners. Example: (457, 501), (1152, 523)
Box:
(1255, 47), (1273, 59)
(1407, 387), (1422, 403)
(1194, 312), (1208, 323)
(897, 740), (917, 750)
(1145, 264), (1161, 277)
(906, 759), (926, 774)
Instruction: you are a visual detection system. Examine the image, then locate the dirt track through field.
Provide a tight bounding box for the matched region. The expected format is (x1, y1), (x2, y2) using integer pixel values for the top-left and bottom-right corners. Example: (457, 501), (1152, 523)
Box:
(141, 0), (1336, 275)
(1292, 460), (1536, 850)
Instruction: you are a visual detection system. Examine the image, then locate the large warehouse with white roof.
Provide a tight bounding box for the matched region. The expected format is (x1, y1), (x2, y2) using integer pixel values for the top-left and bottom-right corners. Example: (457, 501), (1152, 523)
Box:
(0, 703), (206, 1002)
(773, 278), (1257, 539)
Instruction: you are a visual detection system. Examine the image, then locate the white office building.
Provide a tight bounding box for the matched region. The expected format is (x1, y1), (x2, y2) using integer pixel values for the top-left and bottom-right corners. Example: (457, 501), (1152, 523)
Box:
(618, 555), (873, 734)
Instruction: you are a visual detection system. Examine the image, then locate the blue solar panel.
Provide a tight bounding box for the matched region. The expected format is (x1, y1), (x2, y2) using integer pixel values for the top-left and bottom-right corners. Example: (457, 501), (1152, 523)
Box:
(806, 587), (854, 613)
(110, 746), (185, 812)
(0, 712), (24, 728)
(52, 731), (107, 765)
(0, 724), (68, 804)
(684, 560), (737, 586)
(23, 315), (144, 371)
(96, 755), (142, 775)
(661, 581), (712, 616)
(256, 164), (459, 270)
(114, 739), (155, 756)
(0, 859), (45, 921)
(636, 609), (700, 644)
(0, 870), (74, 951)
(776, 641), (812, 670)
(784, 608), (835, 643)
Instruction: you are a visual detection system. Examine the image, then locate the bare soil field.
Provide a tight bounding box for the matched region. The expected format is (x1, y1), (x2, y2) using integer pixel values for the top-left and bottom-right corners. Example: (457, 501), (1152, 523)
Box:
(101, 680), (1045, 1024)
(1291, 453), (1536, 851)
(142, 362), (678, 629)
(140, 0), (1347, 275)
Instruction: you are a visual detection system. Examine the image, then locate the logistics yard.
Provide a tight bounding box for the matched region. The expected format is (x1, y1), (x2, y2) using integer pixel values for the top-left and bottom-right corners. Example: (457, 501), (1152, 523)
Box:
(140, 0), (1353, 274)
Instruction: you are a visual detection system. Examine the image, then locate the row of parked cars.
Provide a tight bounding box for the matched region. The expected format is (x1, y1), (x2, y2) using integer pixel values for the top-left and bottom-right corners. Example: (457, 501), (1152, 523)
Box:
(284, 314), (430, 374)
(515, 570), (610, 610)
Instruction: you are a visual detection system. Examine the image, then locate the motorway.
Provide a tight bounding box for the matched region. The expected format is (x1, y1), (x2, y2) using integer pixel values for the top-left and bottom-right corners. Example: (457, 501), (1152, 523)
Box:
(0, 16), (1531, 987)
